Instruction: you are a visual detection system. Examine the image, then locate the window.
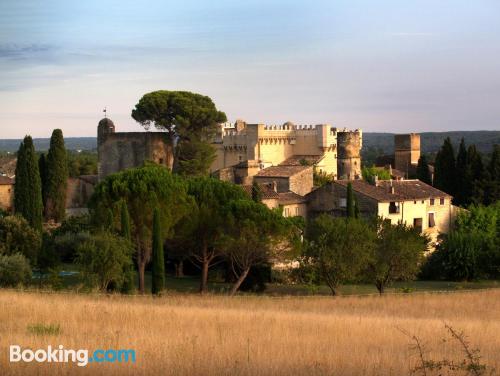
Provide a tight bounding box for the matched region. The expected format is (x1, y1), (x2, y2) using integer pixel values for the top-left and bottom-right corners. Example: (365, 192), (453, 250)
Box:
(339, 198), (347, 208)
(159, 158), (164, 165)
(421, 200), (424, 204)
(284, 208), (290, 217)
(295, 207), (299, 216)
(428, 212), (435, 228)
(440, 198), (445, 205)
(414, 200), (416, 204)
(413, 218), (423, 233)
(389, 202), (400, 214)
(430, 198), (435, 205)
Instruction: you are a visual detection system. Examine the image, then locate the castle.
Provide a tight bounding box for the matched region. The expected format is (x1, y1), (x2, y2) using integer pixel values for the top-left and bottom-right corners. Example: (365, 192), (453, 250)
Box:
(210, 120), (363, 184)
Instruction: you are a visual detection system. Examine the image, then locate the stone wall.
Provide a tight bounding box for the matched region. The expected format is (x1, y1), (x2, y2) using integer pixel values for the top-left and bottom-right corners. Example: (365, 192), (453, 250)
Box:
(98, 132), (173, 180)
(394, 133), (420, 173)
(65, 177), (96, 209)
(0, 184), (14, 212)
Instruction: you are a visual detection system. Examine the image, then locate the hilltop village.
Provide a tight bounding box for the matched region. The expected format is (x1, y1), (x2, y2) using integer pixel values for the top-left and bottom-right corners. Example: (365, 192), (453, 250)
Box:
(1, 117), (454, 247)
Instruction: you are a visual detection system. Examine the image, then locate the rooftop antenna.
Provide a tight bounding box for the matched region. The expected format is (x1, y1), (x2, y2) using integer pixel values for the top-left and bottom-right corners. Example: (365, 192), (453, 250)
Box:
(103, 107), (107, 118)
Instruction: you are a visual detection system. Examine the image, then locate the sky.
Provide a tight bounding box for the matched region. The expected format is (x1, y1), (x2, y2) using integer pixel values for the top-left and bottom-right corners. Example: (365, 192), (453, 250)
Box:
(0, 0), (499, 138)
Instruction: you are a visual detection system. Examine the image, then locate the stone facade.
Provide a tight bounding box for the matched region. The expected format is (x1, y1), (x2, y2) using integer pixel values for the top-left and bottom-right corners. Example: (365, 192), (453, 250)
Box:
(394, 133), (420, 176)
(65, 175), (97, 209)
(212, 121), (362, 181)
(0, 177), (14, 212)
(97, 118), (173, 180)
(253, 165), (314, 196)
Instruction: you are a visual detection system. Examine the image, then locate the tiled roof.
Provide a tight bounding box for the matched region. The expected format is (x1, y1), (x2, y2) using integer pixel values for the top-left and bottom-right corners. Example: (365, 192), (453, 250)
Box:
(278, 191), (307, 205)
(255, 165), (311, 178)
(241, 183), (280, 200)
(0, 176), (14, 185)
(334, 179), (451, 202)
(279, 155), (324, 166)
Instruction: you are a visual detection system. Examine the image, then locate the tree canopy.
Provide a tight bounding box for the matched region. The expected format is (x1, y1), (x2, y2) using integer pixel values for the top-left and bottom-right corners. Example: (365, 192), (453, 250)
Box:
(44, 129), (69, 221)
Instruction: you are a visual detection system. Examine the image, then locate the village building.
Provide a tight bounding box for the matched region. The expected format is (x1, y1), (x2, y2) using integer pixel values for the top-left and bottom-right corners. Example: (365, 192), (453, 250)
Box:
(307, 179), (458, 245)
(211, 120), (362, 182)
(0, 176), (14, 212)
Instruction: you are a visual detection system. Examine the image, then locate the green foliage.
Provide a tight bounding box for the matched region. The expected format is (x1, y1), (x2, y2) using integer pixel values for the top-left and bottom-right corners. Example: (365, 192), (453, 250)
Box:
(131, 90), (226, 174)
(313, 170), (334, 187)
(38, 153), (47, 205)
(361, 165), (391, 182)
(120, 201), (131, 241)
(151, 208), (165, 294)
(434, 137), (457, 197)
(0, 253), (32, 287)
(75, 231), (134, 292)
(304, 215), (375, 295)
(27, 323), (61, 336)
(89, 165), (190, 293)
(44, 129), (69, 222)
(366, 220), (427, 294)
(14, 136), (43, 231)
(251, 181), (262, 203)
(0, 215), (41, 266)
(67, 151), (97, 177)
(416, 155), (432, 185)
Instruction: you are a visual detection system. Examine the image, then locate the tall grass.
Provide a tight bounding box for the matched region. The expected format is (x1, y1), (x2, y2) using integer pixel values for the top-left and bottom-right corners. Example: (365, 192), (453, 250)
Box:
(1, 289), (499, 375)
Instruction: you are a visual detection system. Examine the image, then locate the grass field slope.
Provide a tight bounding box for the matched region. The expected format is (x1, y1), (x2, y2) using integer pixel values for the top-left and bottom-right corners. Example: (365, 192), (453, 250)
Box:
(1, 289), (499, 375)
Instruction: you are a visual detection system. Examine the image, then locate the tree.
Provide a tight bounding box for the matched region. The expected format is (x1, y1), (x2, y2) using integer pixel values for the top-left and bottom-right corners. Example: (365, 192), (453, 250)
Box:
(434, 137), (456, 197)
(0, 215), (41, 266)
(454, 139), (471, 206)
(75, 232), (134, 292)
(346, 183), (355, 218)
(221, 200), (295, 295)
(89, 165), (189, 294)
(485, 145), (500, 204)
(367, 220), (427, 294)
(131, 90), (227, 173)
(44, 129), (69, 221)
(173, 177), (247, 293)
(416, 155), (432, 185)
(14, 136), (43, 231)
(38, 153), (47, 206)
(176, 139), (217, 177)
(251, 181), (263, 203)
(0, 253), (32, 287)
(304, 215), (375, 295)
(151, 208), (165, 294)
(119, 201), (135, 293)
(467, 145), (486, 205)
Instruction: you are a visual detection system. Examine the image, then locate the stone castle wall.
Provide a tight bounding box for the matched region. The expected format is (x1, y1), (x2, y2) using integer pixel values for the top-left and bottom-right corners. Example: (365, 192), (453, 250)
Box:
(0, 184), (14, 212)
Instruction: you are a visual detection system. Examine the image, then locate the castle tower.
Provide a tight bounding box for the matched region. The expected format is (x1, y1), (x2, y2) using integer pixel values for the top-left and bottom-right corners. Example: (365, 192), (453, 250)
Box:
(337, 130), (362, 180)
(97, 117), (115, 181)
(394, 133), (420, 176)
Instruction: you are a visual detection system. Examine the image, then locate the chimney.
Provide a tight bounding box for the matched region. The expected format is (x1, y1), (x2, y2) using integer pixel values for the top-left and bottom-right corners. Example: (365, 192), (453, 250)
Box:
(374, 175), (379, 186)
(389, 179), (394, 194)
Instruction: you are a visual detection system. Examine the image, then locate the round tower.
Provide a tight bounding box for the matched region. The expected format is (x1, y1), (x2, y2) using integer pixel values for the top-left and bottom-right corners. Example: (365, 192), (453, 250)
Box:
(337, 130), (362, 180)
(97, 117), (115, 146)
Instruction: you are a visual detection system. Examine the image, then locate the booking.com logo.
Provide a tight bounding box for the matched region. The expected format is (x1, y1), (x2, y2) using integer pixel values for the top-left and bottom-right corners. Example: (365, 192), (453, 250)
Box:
(10, 345), (136, 367)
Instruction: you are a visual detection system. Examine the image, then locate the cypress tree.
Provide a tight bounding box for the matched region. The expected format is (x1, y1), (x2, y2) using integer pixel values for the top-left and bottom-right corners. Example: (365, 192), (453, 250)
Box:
(433, 137), (456, 196)
(151, 208), (165, 294)
(346, 182), (355, 218)
(467, 145), (485, 204)
(354, 198), (360, 219)
(14, 136), (43, 232)
(485, 145), (500, 204)
(454, 139), (471, 206)
(416, 155), (432, 185)
(251, 180), (262, 203)
(45, 129), (68, 222)
(38, 153), (47, 208)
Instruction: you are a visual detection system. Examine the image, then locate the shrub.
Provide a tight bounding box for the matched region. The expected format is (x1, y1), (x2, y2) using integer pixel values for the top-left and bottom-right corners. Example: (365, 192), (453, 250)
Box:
(0, 215), (42, 265)
(0, 253), (32, 287)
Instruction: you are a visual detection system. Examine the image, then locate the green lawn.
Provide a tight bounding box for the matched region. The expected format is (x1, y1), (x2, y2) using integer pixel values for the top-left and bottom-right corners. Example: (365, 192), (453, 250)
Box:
(41, 266), (500, 296)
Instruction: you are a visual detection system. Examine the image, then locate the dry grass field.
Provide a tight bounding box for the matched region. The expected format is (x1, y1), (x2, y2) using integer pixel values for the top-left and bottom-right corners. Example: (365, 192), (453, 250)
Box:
(1, 289), (499, 376)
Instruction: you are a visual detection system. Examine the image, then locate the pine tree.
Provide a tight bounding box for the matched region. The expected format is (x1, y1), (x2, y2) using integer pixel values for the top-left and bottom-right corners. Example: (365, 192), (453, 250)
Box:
(14, 136), (43, 232)
(120, 201), (131, 241)
(44, 129), (68, 222)
(433, 137), (457, 196)
(416, 155), (432, 185)
(151, 208), (165, 294)
(346, 182), (355, 218)
(251, 180), (262, 203)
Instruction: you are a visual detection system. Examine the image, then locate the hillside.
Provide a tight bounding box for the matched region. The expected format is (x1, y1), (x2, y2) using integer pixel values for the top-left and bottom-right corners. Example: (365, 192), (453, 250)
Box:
(0, 131), (498, 154)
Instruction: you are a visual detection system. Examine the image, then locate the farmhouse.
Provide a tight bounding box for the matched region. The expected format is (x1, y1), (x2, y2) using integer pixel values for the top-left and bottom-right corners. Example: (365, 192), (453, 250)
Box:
(0, 176), (14, 212)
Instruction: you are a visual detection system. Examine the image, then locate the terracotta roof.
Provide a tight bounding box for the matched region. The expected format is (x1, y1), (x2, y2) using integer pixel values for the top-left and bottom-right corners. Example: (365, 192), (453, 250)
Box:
(241, 183), (280, 200)
(278, 191), (307, 205)
(0, 176), (14, 185)
(334, 179), (451, 202)
(255, 165), (311, 178)
(279, 155), (324, 166)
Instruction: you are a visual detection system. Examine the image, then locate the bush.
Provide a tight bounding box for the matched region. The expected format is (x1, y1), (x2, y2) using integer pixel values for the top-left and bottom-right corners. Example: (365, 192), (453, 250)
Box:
(0, 215), (41, 265)
(0, 253), (32, 287)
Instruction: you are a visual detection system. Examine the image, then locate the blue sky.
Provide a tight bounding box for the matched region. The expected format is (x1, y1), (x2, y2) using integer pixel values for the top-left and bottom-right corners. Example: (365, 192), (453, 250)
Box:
(0, 0), (499, 138)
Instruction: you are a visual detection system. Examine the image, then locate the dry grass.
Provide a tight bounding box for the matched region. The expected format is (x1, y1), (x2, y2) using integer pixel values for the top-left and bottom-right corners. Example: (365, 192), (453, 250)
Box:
(1, 289), (499, 376)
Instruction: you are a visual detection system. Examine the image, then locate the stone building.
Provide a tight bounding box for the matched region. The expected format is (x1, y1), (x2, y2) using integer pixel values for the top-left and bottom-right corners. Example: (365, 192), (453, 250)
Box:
(97, 117), (172, 181)
(394, 133), (421, 177)
(66, 175), (98, 212)
(307, 179), (458, 246)
(0, 176), (14, 212)
(211, 121), (362, 181)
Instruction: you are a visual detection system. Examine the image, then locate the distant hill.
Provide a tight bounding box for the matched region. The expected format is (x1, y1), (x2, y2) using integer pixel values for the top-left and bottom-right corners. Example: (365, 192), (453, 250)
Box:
(0, 137), (97, 152)
(363, 131), (500, 154)
(0, 131), (498, 154)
